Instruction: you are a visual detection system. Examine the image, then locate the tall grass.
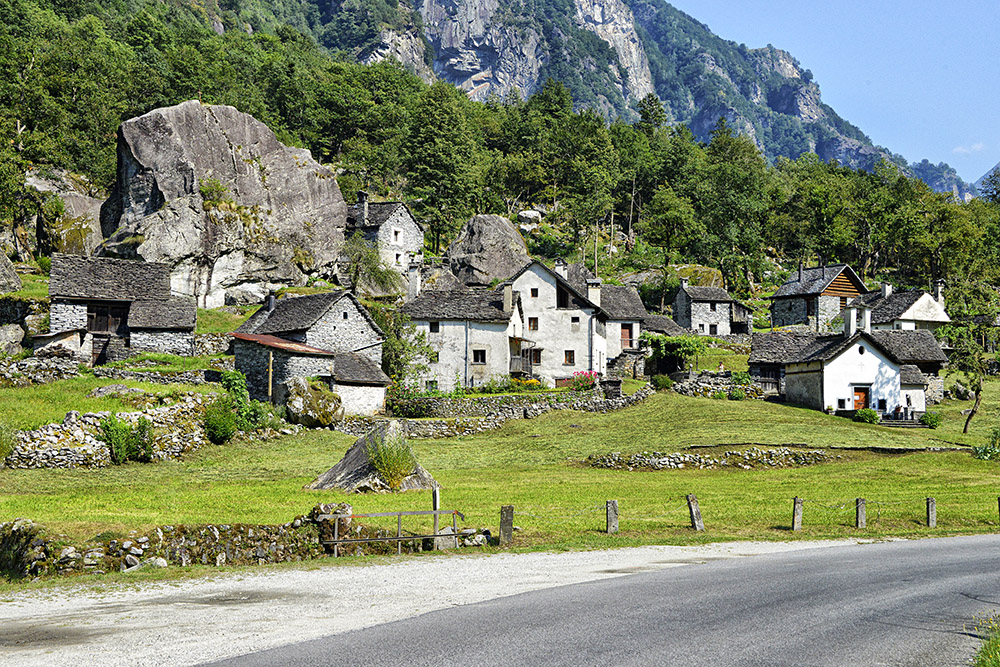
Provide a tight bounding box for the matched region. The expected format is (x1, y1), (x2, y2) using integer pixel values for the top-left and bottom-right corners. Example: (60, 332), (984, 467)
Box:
(366, 430), (416, 490)
(973, 615), (1000, 666)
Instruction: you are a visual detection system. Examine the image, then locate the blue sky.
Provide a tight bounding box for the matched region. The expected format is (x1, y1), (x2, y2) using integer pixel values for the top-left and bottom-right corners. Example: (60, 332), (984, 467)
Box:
(665, 0), (1000, 183)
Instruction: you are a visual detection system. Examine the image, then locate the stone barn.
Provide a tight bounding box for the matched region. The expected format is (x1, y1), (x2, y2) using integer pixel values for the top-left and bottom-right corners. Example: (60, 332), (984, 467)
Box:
(769, 264), (866, 331)
(346, 192), (424, 282)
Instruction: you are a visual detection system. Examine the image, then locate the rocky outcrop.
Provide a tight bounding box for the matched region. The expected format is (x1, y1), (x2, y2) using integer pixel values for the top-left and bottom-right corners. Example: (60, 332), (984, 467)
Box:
(444, 214), (529, 285)
(360, 29), (436, 83)
(307, 420), (439, 493)
(25, 169), (105, 256)
(284, 377), (344, 428)
(574, 0), (653, 100)
(98, 101), (348, 308)
(0, 252), (21, 294)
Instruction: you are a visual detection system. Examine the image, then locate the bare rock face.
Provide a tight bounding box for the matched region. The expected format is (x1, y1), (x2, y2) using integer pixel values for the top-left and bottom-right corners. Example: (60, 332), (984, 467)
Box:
(306, 421), (439, 493)
(0, 252), (21, 294)
(574, 0), (654, 100)
(25, 169), (105, 256)
(444, 214), (529, 286)
(360, 29), (436, 83)
(98, 101), (348, 307)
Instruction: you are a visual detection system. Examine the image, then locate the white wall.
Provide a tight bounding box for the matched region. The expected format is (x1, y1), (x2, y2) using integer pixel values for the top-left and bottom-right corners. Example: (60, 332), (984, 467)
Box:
(821, 339), (901, 412)
(606, 320), (641, 360)
(901, 385), (927, 412)
(333, 383), (386, 415)
(416, 319), (514, 391)
(512, 265), (606, 386)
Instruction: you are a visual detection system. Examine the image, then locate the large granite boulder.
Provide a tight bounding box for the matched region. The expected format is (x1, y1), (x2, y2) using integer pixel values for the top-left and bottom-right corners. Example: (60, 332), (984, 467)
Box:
(306, 420), (439, 493)
(25, 169), (104, 256)
(97, 101), (348, 307)
(284, 377), (345, 428)
(0, 252), (21, 294)
(444, 214), (529, 286)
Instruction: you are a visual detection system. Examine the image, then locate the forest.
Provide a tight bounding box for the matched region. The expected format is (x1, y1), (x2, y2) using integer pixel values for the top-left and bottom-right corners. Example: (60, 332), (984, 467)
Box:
(2, 0), (999, 308)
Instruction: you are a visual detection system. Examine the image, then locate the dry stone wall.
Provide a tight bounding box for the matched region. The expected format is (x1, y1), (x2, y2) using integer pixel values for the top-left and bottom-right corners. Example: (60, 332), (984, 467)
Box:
(671, 371), (765, 400)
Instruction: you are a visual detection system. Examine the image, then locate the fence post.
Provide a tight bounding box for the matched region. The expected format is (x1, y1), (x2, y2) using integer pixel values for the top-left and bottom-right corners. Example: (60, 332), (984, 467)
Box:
(855, 498), (866, 529)
(500, 505), (514, 545)
(687, 494), (704, 532)
(432, 488), (441, 535)
(792, 497), (803, 531)
(606, 500), (619, 534)
(927, 497), (936, 528)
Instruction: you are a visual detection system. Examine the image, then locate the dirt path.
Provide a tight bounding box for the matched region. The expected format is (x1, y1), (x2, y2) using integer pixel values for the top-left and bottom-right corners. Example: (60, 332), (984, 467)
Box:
(0, 540), (861, 666)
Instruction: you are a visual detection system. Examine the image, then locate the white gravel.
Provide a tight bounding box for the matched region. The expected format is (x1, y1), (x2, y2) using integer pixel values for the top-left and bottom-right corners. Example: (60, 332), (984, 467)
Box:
(0, 540), (863, 666)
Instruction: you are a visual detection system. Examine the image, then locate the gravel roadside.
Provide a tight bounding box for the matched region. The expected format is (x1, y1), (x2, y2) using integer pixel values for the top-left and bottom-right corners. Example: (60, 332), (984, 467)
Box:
(0, 539), (863, 666)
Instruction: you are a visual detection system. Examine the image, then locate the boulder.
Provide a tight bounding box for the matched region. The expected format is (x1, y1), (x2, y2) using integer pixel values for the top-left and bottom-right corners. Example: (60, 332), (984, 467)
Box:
(284, 377), (344, 428)
(24, 168), (104, 255)
(97, 101), (348, 308)
(0, 252), (21, 294)
(444, 214), (529, 286)
(306, 420), (439, 493)
(0, 323), (24, 356)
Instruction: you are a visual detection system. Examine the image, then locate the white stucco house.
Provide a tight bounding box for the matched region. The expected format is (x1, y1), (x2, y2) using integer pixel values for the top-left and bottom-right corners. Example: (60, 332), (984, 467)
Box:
(760, 306), (948, 417)
(402, 283), (530, 392)
(851, 280), (949, 331)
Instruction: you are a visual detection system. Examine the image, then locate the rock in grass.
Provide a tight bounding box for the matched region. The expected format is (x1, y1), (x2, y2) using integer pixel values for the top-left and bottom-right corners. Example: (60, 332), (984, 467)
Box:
(0, 251), (21, 294)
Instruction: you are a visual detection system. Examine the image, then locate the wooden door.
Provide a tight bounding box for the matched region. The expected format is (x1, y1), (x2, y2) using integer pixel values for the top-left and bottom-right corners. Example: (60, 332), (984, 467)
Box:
(853, 387), (870, 410)
(621, 324), (633, 349)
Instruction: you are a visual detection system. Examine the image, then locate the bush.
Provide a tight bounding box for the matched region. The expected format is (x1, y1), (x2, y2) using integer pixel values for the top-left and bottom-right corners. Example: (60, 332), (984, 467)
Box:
(36, 255), (51, 275)
(728, 387), (746, 401)
(204, 396), (238, 445)
(569, 370), (598, 391)
(853, 408), (881, 425)
(478, 375), (517, 394)
(0, 421), (16, 465)
(919, 411), (943, 429)
(730, 371), (752, 386)
(711, 390), (727, 400)
(973, 428), (1000, 461)
(99, 413), (153, 464)
(652, 374), (673, 390)
(366, 429), (416, 490)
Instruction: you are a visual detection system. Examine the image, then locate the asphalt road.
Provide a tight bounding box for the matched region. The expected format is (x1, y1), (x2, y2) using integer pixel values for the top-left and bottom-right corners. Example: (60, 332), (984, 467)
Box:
(210, 535), (1000, 667)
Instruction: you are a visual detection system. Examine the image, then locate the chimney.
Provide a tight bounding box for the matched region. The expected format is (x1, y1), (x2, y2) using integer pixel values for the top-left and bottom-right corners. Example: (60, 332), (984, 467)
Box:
(407, 262), (422, 301)
(844, 306), (858, 338)
(861, 307), (872, 334)
(797, 262), (803, 282)
(680, 277), (690, 290)
(881, 282), (893, 298)
(933, 279), (945, 307)
(266, 290), (276, 313)
(502, 282), (513, 312)
(358, 190), (369, 225)
(586, 278), (602, 307)
(553, 258), (568, 279)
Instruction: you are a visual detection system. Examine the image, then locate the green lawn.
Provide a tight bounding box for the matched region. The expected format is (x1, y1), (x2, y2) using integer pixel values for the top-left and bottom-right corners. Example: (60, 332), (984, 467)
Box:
(2, 273), (49, 300)
(103, 352), (226, 374)
(3, 385), (999, 550)
(196, 306), (258, 333)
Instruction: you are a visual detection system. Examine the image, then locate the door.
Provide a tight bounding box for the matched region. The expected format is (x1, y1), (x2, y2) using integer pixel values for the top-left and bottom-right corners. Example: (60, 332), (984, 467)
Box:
(853, 387), (870, 410)
(621, 324), (633, 349)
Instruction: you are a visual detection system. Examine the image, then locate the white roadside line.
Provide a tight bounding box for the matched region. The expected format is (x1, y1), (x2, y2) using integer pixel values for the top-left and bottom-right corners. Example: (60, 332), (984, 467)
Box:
(0, 539), (866, 667)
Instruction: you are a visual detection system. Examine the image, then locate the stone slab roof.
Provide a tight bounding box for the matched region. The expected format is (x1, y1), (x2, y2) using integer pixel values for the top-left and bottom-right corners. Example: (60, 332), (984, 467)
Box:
(749, 332), (831, 365)
(682, 285), (733, 302)
(333, 352), (390, 386)
(237, 291), (384, 338)
(868, 330), (948, 364)
(900, 364), (928, 386)
(347, 201), (423, 231)
(49, 253), (171, 301)
(851, 290), (925, 324)
(750, 329), (947, 367)
(402, 289), (517, 323)
(601, 285), (648, 321)
(771, 264), (861, 299)
(130, 297), (196, 330)
(644, 315), (688, 336)
(231, 332), (336, 356)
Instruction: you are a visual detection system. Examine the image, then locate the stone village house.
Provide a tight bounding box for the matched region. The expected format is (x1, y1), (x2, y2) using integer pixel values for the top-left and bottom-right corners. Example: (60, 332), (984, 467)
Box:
(345, 191), (424, 280)
(402, 282), (529, 392)
(233, 291), (389, 414)
(851, 280), (950, 331)
(750, 306), (948, 416)
(672, 277), (752, 336)
(770, 264), (867, 331)
(36, 254), (196, 365)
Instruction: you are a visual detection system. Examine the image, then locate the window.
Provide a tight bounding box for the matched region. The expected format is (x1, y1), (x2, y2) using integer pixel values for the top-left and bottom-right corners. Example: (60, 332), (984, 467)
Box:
(531, 288), (539, 298)
(393, 229), (401, 243)
(709, 324), (718, 335)
(429, 321), (440, 333)
(472, 349), (486, 364)
(838, 399), (846, 409)
(710, 302), (717, 312)
(878, 398), (887, 412)
(531, 349), (542, 364)
(806, 299), (816, 317)
(528, 317), (538, 331)
(556, 286), (569, 308)
(429, 351), (439, 363)
(571, 316), (580, 323)
(395, 253), (402, 265)
(699, 324), (705, 332)
(342, 311), (348, 319)
(426, 380), (438, 391)
(564, 350), (575, 365)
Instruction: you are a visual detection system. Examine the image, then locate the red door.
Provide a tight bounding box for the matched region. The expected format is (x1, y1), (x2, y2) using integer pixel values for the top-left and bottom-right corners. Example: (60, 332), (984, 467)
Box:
(853, 387), (870, 410)
(621, 324), (633, 349)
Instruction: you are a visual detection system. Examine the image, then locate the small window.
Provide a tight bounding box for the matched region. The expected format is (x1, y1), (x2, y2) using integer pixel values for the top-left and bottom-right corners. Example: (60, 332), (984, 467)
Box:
(531, 349), (542, 364)
(878, 398), (887, 412)
(710, 302), (717, 312)
(709, 324), (718, 335)
(342, 311), (348, 319)
(806, 299), (816, 317)
(395, 253), (402, 264)
(531, 287), (539, 298)
(571, 316), (580, 323)
(556, 286), (569, 308)
(699, 324), (705, 332)
(472, 349), (486, 364)
(838, 399), (846, 409)
(429, 351), (439, 363)
(528, 317), (538, 331)
(859, 346), (865, 355)
(429, 321), (440, 333)
(426, 380), (438, 391)
(564, 350), (575, 365)
(393, 229), (401, 243)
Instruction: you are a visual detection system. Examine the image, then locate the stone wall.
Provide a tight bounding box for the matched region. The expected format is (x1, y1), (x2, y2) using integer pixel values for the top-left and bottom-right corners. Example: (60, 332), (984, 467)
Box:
(0, 355), (79, 388)
(92, 366), (219, 385)
(771, 297), (806, 329)
(50, 300), (87, 332)
(131, 330), (195, 356)
(817, 295), (842, 330)
(195, 333), (234, 356)
(671, 371), (765, 399)
(690, 300), (731, 336)
(333, 382), (386, 415)
(926, 375), (944, 405)
(606, 349), (645, 379)
(304, 296), (383, 365)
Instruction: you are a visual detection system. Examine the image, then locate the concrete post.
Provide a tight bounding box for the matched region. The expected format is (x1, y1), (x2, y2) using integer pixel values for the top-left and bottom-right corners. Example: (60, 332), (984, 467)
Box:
(855, 498), (866, 529)
(606, 500), (619, 535)
(687, 494), (704, 532)
(927, 497), (936, 528)
(500, 505), (514, 545)
(792, 497), (803, 531)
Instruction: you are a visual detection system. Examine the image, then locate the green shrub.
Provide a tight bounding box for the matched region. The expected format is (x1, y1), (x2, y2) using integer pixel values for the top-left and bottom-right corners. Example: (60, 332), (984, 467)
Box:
(711, 390), (727, 400)
(36, 255), (51, 275)
(652, 375), (673, 390)
(366, 429), (416, 490)
(569, 370), (598, 391)
(730, 371), (752, 386)
(853, 408), (881, 425)
(478, 375), (517, 394)
(728, 387), (746, 401)
(0, 421), (17, 465)
(919, 411), (943, 429)
(204, 396), (238, 445)
(99, 413), (153, 464)
(973, 428), (1000, 461)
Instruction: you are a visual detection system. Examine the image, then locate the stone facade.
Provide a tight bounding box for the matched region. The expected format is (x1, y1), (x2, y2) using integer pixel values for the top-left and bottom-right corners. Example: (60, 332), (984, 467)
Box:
(332, 382), (386, 415)
(674, 290), (733, 336)
(131, 330), (195, 356)
(369, 206), (424, 276)
(300, 296), (383, 365)
(926, 375), (944, 405)
(606, 348), (645, 379)
(195, 333), (234, 356)
(771, 295), (843, 331)
(234, 339), (335, 403)
(419, 319), (519, 392)
(50, 300), (87, 332)
(671, 371), (765, 399)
